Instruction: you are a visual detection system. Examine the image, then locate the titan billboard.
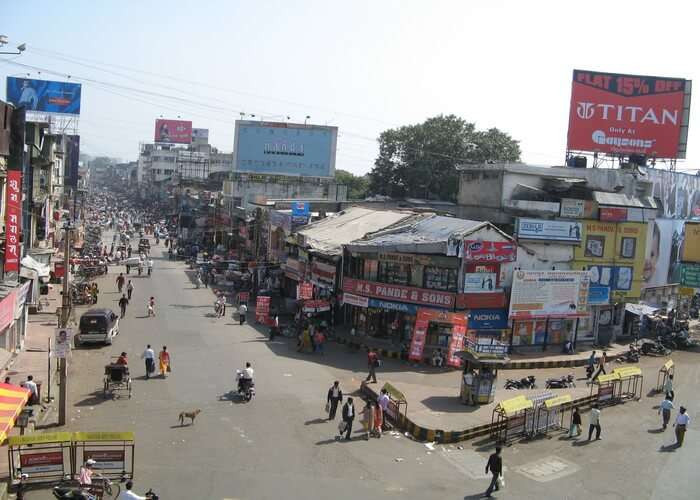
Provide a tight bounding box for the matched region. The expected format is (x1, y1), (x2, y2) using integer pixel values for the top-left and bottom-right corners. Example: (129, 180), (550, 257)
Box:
(234, 120), (337, 177)
(6, 77), (82, 114)
(567, 69), (691, 159)
(154, 119), (192, 144)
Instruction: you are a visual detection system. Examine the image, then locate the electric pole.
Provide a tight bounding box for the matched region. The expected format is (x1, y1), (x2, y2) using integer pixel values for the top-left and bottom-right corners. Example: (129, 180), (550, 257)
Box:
(58, 222), (73, 426)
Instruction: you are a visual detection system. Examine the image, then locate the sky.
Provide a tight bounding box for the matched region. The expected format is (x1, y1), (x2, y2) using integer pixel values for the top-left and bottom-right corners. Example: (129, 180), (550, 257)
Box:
(2, 0), (699, 175)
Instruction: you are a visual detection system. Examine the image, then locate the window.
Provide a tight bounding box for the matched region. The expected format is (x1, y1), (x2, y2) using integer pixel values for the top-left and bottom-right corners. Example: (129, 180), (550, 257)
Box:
(584, 235), (605, 258)
(423, 266), (458, 292)
(363, 259), (378, 281)
(377, 261), (409, 285)
(620, 237), (636, 258)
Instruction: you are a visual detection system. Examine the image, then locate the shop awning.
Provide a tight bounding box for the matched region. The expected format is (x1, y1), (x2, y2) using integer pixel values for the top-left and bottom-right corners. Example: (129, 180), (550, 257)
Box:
(625, 303), (660, 317)
(0, 383), (31, 442)
(21, 255), (50, 280)
(497, 395), (533, 417)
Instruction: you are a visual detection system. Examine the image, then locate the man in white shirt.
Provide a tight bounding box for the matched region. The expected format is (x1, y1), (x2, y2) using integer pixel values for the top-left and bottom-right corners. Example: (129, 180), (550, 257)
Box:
(238, 303), (248, 325)
(116, 480), (148, 499)
(674, 406), (690, 447)
(141, 345), (155, 379)
(23, 375), (38, 404)
(587, 403), (602, 441)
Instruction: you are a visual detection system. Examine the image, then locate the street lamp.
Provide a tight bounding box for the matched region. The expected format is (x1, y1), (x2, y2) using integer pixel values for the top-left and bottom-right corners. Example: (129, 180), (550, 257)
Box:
(0, 36), (26, 55)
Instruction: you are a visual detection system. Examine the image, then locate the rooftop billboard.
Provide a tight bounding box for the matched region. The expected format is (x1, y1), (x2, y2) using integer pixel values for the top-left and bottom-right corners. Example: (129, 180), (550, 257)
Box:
(6, 77), (82, 114)
(154, 119), (192, 144)
(567, 69), (691, 159)
(234, 120), (337, 177)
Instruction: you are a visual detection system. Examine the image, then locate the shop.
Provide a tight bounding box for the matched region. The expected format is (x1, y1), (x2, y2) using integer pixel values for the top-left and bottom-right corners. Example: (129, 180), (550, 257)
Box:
(408, 309), (467, 367)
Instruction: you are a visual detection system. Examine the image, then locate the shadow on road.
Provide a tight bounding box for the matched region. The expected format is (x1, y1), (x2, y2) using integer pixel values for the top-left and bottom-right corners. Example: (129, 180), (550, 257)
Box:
(647, 428), (665, 434)
(421, 395), (481, 414)
(572, 439), (595, 446)
(305, 418), (327, 425)
(74, 391), (110, 407)
(659, 444), (678, 452)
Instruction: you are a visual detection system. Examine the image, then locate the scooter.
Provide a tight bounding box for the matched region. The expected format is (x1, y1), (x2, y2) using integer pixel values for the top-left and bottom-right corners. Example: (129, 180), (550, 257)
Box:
(545, 374), (576, 389)
(236, 370), (255, 402)
(214, 301), (225, 317)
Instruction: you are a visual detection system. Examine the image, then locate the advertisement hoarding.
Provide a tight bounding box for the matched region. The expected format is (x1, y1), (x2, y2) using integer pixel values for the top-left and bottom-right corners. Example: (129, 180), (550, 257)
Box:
(509, 270), (590, 319)
(560, 198), (586, 218)
(516, 218), (582, 243)
(462, 240), (517, 262)
(191, 128), (209, 143)
(4, 171), (22, 275)
(468, 309), (508, 330)
(6, 77), (81, 114)
(682, 222), (700, 263)
(588, 286), (611, 305)
(599, 207), (628, 222)
(154, 119), (193, 144)
(19, 451), (65, 473)
(234, 120), (338, 177)
(463, 273), (498, 293)
(567, 69), (690, 159)
(83, 450), (125, 469)
(680, 263), (700, 288)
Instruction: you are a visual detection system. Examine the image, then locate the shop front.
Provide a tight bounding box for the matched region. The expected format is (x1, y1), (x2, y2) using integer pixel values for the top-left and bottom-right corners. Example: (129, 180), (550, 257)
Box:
(407, 309), (467, 367)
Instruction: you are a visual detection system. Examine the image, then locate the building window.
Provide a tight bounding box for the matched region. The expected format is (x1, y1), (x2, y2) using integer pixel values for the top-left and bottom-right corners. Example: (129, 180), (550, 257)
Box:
(620, 237), (636, 258)
(363, 259), (378, 281)
(377, 261), (410, 285)
(584, 235), (605, 258)
(423, 266), (458, 292)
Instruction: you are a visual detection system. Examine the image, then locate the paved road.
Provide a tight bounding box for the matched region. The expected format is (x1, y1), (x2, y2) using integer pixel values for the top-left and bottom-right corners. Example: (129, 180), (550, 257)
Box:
(23, 239), (699, 499)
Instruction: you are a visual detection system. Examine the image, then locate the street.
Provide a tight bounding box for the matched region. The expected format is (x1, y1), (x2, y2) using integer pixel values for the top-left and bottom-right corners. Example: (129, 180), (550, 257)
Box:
(16, 237), (695, 499)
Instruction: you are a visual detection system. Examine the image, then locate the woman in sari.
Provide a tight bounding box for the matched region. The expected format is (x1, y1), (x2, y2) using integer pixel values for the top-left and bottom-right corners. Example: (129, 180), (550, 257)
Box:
(373, 401), (383, 438)
(159, 346), (171, 378)
(361, 400), (374, 440)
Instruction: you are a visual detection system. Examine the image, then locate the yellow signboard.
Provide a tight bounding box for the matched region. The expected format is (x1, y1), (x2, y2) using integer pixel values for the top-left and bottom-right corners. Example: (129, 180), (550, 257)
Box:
(498, 395), (533, 416)
(8, 432), (73, 446)
(72, 431), (135, 442)
(596, 372), (620, 384)
(682, 222), (700, 263)
(613, 366), (642, 379)
(544, 394), (573, 409)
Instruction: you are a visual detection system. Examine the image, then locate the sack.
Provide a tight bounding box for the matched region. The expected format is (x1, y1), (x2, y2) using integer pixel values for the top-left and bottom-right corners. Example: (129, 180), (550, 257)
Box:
(338, 421), (347, 433)
(497, 475), (505, 489)
(325, 402), (330, 413)
(167, 365), (172, 373)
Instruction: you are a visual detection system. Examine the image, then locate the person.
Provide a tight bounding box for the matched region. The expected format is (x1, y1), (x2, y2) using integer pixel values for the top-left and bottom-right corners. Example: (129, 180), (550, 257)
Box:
(118, 294), (129, 319)
(587, 350), (596, 379)
(341, 397), (355, 440)
(137, 260), (143, 276)
(432, 348), (444, 367)
(159, 346), (170, 378)
(23, 375), (38, 404)
(327, 381), (343, 420)
(674, 406), (690, 447)
(664, 374), (674, 401)
(79, 459), (96, 486)
(238, 362), (254, 393)
(116, 273), (125, 293)
(599, 352), (608, 375)
(484, 447), (503, 497)
(116, 480), (148, 500)
(569, 407), (582, 437)
(90, 283), (99, 304)
(361, 400), (374, 440)
(201, 270), (209, 288)
(366, 348), (379, 383)
(378, 389), (390, 429)
(147, 297), (155, 317)
(314, 329), (326, 355)
(298, 328), (311, 353)
(373, 400), (383, 437)
(116, 352), (128, 366)
(563, 340), (574, 354)
(18, 79), (39, 109)
(141, 344), (155, 379)
(238, 302), (248, 325)
(3, 376), (11, 384)
(588, 403), (602, 440)
(659, 395), (675, 430)
(147, 258), (153, 277)
(126, 280), (134, 300)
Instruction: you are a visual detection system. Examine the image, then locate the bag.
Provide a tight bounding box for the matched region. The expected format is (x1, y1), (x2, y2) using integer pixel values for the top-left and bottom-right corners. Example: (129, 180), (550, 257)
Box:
(497, 474), (505, 489)
(338, 421), (347, 434)
(167, 365), (172, 373)
(374, 359), (381, 368)
(325, 402), (330, 413)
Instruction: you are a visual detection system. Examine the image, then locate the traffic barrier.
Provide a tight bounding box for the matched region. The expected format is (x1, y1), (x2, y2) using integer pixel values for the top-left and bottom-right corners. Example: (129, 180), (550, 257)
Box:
(656, 359), (674, 393)
(532, 394), (573, 437)
(612, 366), (643, 401)
(491, 395), (533, 444)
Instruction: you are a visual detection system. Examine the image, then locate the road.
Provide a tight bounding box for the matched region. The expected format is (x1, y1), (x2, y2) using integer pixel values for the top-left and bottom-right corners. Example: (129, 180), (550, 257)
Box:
(24, 238), (699, 499)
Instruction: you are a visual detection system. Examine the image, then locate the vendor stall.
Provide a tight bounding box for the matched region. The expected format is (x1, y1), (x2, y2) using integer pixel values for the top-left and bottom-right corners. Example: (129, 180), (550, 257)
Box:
(457, 349), (509, 405)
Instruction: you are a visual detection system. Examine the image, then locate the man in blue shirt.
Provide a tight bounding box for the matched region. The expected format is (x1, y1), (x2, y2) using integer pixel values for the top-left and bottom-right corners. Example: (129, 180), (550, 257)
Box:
(659, 396), (675, 430)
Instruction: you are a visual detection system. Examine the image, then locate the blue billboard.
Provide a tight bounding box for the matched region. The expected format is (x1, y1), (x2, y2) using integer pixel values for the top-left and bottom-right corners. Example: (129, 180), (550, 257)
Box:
(234, 120), (337, 177)
(6, 77), (82, 114)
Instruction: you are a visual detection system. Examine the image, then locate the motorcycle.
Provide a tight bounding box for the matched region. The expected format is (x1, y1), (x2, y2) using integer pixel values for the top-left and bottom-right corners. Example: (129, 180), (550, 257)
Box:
(616, 345), (640, 363)
(214, 300), (225, 317)
(504, 375), (536, 390)
(640, 339), (671, 356)
(236, 369), (255, 402)
(545, 373), (576, 389)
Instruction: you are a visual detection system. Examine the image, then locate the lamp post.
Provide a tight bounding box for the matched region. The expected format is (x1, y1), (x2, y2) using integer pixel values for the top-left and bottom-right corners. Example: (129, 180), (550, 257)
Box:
(58, 220), (74, 426)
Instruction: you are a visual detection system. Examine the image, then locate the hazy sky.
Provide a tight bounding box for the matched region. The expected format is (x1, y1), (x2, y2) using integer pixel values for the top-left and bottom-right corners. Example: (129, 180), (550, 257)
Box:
(3, 0), (699, 174)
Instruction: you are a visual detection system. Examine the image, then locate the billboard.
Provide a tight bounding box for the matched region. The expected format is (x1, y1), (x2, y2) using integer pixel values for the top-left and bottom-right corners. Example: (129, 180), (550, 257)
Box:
(154, 119), (192, 144)
(682, 222), (700, 263)
(463, 273), (498, 293)
(462, 240), (517, 262)
(65, 135), (80, 189)
(4, 171), (22, 275)
(234, 120), (337, 177)
(567, 69), (690, 158)
(192, 128), (209, 143)
(516, 218), (582, 243)
(6, 77), (81, 114)
(644, 219), (684, 288)
(509, 270), (590, 319)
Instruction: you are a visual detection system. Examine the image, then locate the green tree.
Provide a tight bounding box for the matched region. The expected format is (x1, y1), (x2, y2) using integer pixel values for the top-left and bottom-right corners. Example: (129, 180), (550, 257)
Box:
(335, 169), (369, 200)
(368, 115), (520, 201)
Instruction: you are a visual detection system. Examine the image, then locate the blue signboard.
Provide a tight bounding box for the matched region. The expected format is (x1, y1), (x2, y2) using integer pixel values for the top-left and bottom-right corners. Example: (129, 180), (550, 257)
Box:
(6, 77), (82, 114)
(588, 286), (611, 305)
(234, 121), (337, 177)
(468, 309), (508, 330)
(588, 265), (632, 291)
(368, 298), (418, 315)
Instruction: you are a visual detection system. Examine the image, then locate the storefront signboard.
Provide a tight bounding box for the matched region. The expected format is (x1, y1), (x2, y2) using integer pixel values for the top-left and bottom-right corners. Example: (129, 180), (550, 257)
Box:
(19, 451), (64, 473)
(509, 270), (590, 319)
(600, 207), (628, 222)
(680, 263), (700, 288)
(468, 309), (508, 330)
(298, 282), (314, 300)
(456, 292), (506, 309)
(516, 218), (582, 243)
(409, 309), (467, 363)
(463, 273), (498, 293)
(588, 286), (611, 305)
(367, 298), (418, 315)
(560, 198), (586, 218)
(342, 278), (455, 308)
(341, 292), (369, 308)
(302, 299), (331, 313)
(463, 240), (517, 262)
(311, 261), (336, 285)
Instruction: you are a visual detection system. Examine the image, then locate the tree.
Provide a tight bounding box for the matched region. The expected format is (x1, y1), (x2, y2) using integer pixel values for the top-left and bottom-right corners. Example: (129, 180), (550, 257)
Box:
(335, 169), (369, 200)
(368, 115), (520, 201)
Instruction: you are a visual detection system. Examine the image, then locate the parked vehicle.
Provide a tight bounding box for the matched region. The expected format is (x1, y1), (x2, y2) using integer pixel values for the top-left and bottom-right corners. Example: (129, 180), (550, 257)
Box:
(504, 375), (536, 390)
(545, 374), (576, 389)
(640, 338), (671, 356)
(75, 309), (120, 347)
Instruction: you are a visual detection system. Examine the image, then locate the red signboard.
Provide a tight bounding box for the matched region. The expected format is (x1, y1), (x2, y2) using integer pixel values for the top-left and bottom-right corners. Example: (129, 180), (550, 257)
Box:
(408, 317), (429, 361)
(255, 296), (270, 324)
(567, 69), (688, 158)
(599, 207), (628, 222)
(154, 119), (193, 144)
(456, 291), (507, 310)
(237, 291), (250, 304)
(0, 290), (17, 332)
(342, 278), (455, 308)
(20, 451), (64, 473)
(463, 240), (516, 262)
(302, 299), (331, 313)
(298, 282), (314, 300)
(4, 171), (22, 274)
(408, 309), (467, 362)
(446, 323), (466, 368)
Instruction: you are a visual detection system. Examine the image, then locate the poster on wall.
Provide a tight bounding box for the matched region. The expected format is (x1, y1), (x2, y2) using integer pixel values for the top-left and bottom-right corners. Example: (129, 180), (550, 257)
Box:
(463, 273), (498, 293)
(644, 219), (685, 288)
(462, 240), (516, 262)
(509, 270), (590, 319)
(682, 222), (700, 263)
(516, 218), (582, 243)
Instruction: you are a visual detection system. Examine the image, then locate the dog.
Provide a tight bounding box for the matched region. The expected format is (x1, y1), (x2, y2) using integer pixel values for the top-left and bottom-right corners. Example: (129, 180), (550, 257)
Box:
(178, 409), (201, 426)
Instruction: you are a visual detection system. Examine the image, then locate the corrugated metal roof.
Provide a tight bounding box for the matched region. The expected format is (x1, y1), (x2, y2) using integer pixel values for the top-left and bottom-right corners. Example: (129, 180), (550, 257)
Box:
(296, 207), (415, 256)
(593, 191), (657, 209)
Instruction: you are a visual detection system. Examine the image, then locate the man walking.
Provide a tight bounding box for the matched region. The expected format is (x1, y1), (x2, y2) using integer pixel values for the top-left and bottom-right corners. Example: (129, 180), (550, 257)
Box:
(118, 294), (129, 319)
(238, 302), (248, 325)
(484, 446), (503, 497)
(126, 280), (134, 300)
(366, 348), (379, 383)
(326, 381), (343, 420)
(116, 273), (125, 293)
(674, 406), (690, 447)
(659, 396), (675, 430)
(664, 374), (674, 401)
(378, 388), (390, 429)
(587, 350), (596, 379)
(141, 344), (155, 379)
(588, 403), (602, 440)
(341, 397), (355, 440)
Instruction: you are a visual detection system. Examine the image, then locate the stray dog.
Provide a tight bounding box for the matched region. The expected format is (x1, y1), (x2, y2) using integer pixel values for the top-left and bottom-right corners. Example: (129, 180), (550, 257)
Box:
(178, 409), (201, 426)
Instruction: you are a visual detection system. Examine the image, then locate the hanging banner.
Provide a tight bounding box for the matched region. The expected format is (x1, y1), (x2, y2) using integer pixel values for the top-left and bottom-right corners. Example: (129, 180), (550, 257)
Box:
(341, 292), (368, 308)
(298, 281), (314, 300)
(446, 323), (466, 368)
(4, 171), (22, 275)
(255, 296), (270, 324)
(463, 240), (517, 262)
(407, 316), (430, 362)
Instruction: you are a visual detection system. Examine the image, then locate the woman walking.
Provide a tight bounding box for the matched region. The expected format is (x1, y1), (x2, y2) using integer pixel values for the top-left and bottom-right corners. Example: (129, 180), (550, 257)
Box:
(361, 400), (375, 440)
(373, 401), (383, 438)
(147, 297), (156, 317)
(159, 346), (171, 378)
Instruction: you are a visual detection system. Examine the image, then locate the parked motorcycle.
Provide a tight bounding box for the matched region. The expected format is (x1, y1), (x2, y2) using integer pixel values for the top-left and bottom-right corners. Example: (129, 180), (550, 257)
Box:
(616, 345), (640, 363)
(545, 373), (576, 389)
(504, 375), (536, 390)
(640, 339), (671, 356)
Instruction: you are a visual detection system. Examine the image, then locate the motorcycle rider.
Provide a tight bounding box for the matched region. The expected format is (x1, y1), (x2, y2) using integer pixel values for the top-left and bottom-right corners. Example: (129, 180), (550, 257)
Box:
(238, 362), (254, 394)
(215, 294), (226, 317)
